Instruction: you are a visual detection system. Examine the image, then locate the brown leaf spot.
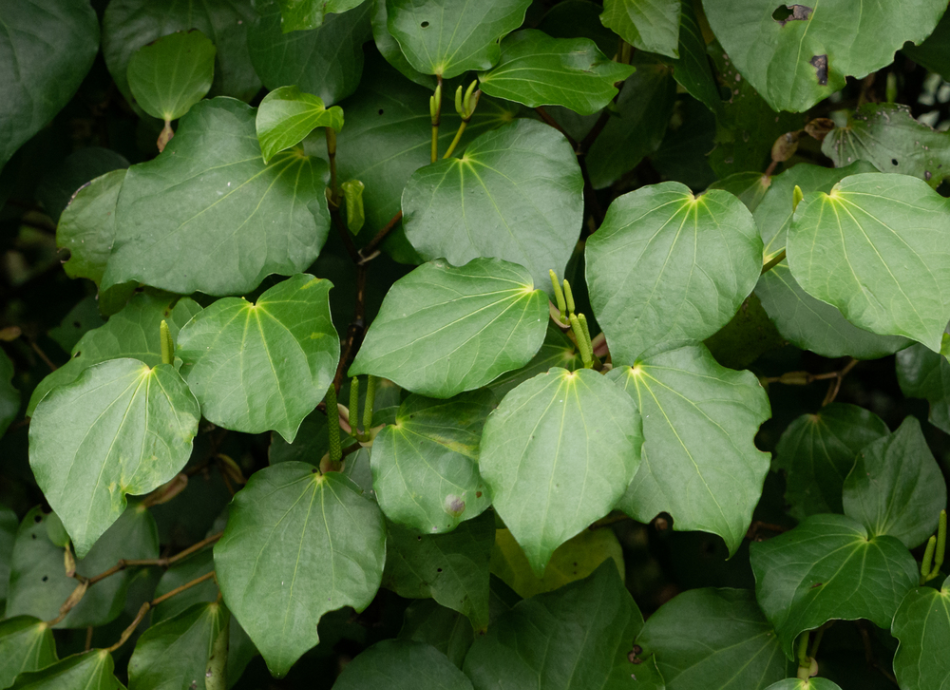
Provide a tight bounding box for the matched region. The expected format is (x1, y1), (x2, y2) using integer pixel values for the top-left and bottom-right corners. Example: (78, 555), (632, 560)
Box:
(773, 4), (813, 25)
(809, 55), (828, 85)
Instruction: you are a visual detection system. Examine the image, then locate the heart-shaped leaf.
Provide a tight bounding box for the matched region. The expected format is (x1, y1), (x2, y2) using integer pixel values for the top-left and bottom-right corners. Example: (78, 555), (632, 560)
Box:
(842, 417), (946, 548)
(897, 339), (950, 435)
(256, 86), (344, 163)
(350, 259), (548, 398)
(102, 98), (331, 297)
(586, 183), (762, 363)
(386, 0), (531, 79)
(370, 391), (495, 533)
(213, 463), (386, 678)
(773, 403), (889, 519)
(788, 173), (950, 352)
(29, 360), (199, 556)
(479, 368), (642, 575)
(477, 30), (635, 115)
(635, 588), (788, 690)
(127, 30), (216, 123)
(403, 120), (583, 295)
(750, 514), (919, 657)
(608, 345), (771, 555)
(275, 0), (367, 32)
(600, 0), (681, 58)
(8, 651), (123, 690)
(0, 617), (57, 689)
(177, 274), (338, 442)
(891, 575), (950, 690)
(702, 0), (946, 112)
(335, 639), (473, 690)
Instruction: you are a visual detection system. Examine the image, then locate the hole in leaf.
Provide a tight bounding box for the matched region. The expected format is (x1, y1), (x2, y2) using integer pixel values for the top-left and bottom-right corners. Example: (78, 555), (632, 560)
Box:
(378, 109), (384, 115)
(34, 514), (42, 523)
(436, 568), (443, 573)
(421, 21), (429, 27)
(891, 158), (899, 166)
(42, 575), (48, 582)
(73, 321), (81, 328)
(771, 5), (793, 20)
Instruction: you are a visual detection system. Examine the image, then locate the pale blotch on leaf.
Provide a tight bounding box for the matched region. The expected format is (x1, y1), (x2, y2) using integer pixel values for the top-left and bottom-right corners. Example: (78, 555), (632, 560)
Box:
(443, 494), (465, 517)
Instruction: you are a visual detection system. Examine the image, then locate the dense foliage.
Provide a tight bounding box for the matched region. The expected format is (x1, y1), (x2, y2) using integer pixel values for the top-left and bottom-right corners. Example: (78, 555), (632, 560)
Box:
(2, 0), (950, 688)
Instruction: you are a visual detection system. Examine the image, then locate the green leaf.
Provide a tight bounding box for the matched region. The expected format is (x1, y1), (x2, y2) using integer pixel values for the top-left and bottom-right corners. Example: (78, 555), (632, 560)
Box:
(463, 561), (643, 689)
(750, 514), (919, 657)
(37, 148), (130, 224)
(822, 104), (950, 189)
(383, 513), (494, 629)
(703, 293), (785, 370)
(479, 368), (642, 575)
(587, 183), (762, 363)
(213, 463), (386, 678)
(0, 503), (16, 608)
(127, 31), (216, 122)
(842, 417), (946, 548)
(608, 345), (771, 555)
(8, 651), (123, 690)
(128, 602), (228, 690)
(102, 99), (331, 297)
(56, 170), (127, 288)
(29, 360), (199, 556)
(486, 323), (581, 400)
(0, 617), (57, 689)
(275, 0), (367, 32)
(773, 403), (889, 520)
(342, 179), (365, 233)
(371, 0), (434, 87)
(6, 507), (158, 628)
(399, 601), (475, 668)
(370, 391), (494, 533)
(708, 172), (772, 213)
(788, 173), (950, 352)
(177, 274), (338, 442)
(490, 526), (625, 600)
(0, 0), (99, 170)
(350, 259), (548, 397)
(902, 10), (950, 80)
(897, 340), (950, 435)
(27, 292), (201, 417)
(702, 0), (946, 112)
(335, 639), (473, 690)
(403, 120), (583, 295)
(891, 575), (950, 690)
(102, 0), (261, 104)
(386, 0), (531, 79)
(477, 30), (635, 116)
(636, 588), (787, 690)
(664, 0), (722, 115)
(536, 0), (620, 58)
(0, 349), (19, 439)
(248, 0), (371, 105)
(764, 678), (843, 690)
(600, 0), (681, 58)
(48, 297), (107, 355)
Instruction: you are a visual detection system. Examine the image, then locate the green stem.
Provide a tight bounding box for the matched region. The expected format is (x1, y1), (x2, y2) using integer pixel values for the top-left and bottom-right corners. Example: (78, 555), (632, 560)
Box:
(326, 385), (342, 467)
(160, 320), (174, 366)
(796, 632), (811, 680)
(442, 120), (468, 159)
(362, 375), (377, 431)
(761, 249), (786, 275)
(921, 535), (936, 584)
(935, 509), (947, 576)
(348, 377), (360, 437)
(205, 607), (230, 690)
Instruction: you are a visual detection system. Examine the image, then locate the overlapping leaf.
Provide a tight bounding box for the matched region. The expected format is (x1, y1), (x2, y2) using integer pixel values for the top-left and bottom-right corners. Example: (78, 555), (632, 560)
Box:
(897, 338), (950, 435)
(127, 31), (216, 122)
(587, 183), (762, 363)
(8, 651), (122, 690)
(399, 601), (476, 668)
(256, 87), (344, 163)
(600, 0), (680, 58)
(765, 679), (842, 690)
(479, 368), (642, 575)
(486, 324), (581, 400)
(609, 345), (771, 555)
(891, 576), (950, 690)
(335, 640), (473, 690)
(0, 617), (57, 689)
(213, 463), (386, 677)
(664, 0), (721, 115)
(275, 0), (367, 32)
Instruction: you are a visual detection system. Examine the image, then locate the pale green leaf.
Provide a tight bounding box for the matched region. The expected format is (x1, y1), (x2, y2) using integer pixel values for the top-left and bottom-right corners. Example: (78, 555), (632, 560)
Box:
(350, 259), (548, 397)
(0, 617), (57, 689)
(586, 183), (762, 363)
(102, 98), (330, 297)
(787, 173), (950, 352)
(608, 345), (771, 555)
(486, 323), (581, 400)
(275, 0), (367, 32)
(477, 30), (635, 116)
(479, 368), (642, 575)
(902, 10), (950, 80)
(257, 86), (344, 164)
(702, 0), (946, 112)
(403, 120), (583, 295)
(386, 0), (531, 79)
(891, 575), (950, 690)
(8, 651), (123, 690)
(370, 391), (494, 533)
(177, 274), (338, 442)
(371, 0), (435, 87)
(336, 640), (473, 690)
(897, 339), (950, 435)
(127, 31), (216, 122)
(842, 417), (946, 548)
(29, 360), (199, 556)
(750, 514), (919, 657)
(213, 463), (386, 678)
(600, 0), (681, 58)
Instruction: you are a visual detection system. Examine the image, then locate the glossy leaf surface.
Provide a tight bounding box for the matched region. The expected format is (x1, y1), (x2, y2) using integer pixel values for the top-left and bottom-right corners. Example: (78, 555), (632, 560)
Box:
(127, 30), (216, 122)
(0, 617), (57, 689)
(891, 576), (950, 690)
(256, 87), (344, 163)
(8, 651), (122, 690)
(600, 0), (680, 58)
(275, 0), (367, 32)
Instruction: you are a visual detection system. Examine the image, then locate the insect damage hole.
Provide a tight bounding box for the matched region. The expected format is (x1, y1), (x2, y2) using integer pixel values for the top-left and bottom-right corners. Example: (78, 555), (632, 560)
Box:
(773, 4), (813, 25)
(809, 54), (829, 85)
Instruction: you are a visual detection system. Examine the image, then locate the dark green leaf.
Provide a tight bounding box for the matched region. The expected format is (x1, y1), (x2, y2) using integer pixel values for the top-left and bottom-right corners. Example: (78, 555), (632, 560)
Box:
(535, 0), (619, 58)
(702, 0), (945, 112)
(0, 617), (57, 689)
(37, 148), (129, 224)
(8, 651), (122, 690)
(750, 514), (918, 657)
(587, 183), (762, 364)
(479, 368), (642, 575)
(336, 639), (473, 689)
(897, 339), (950, 435)
(371, 0), (434, 87)
(29, 360), (199, 556)
(902, 10), (950, 80)
(127, 30), (216, 122)
(788, 173), (950, 352)
(842, 417), (946, 548)
(102, 0), (260, 103)
(214, 463), (386, 677)
(708, 172), (771, 213)
(764, 678), (843, 690)
(773, 403), (889, 519)
(386, 0), (531, 79)
(370, 391), (494, 532)
(0, 503), (16, 608)
(48, 297), (107, 355)
(703, 294), (785, 370)
(609, 345), (771, 555)
(0, 0), (99, 170)
(177, 274), (338, 442)
(477, 30), (635, 116)
(351, 259), (548, 397)
(600, 0), (680, 58)
(383, 512), (494, 628)
(664, 0), (722, 115)
(486, 323), (581, 400)
(399, 601), (474, 668)
(891, 575), (950, 690)
(403, 120), (583, 295)
(275, 0), (367, 32)
(636, 588), (787, 690)
(0, 349), (19, 439)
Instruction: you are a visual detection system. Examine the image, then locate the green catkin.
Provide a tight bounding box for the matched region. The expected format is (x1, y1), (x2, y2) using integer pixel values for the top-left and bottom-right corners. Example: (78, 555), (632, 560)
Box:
(326, 385), (342, 464)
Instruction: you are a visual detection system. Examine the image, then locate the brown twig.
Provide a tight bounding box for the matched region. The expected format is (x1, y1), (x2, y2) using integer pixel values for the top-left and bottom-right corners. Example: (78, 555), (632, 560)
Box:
(762, 358), (859, 407)
(535, 107), (577, 149)
(28, 339), (58, 371)
(746, 521), (791, 541)
(151, 570), (216, 608)
(359, 211), (403, 264)
(106, 602), (150, 653)
(86, 532), (223, 586)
